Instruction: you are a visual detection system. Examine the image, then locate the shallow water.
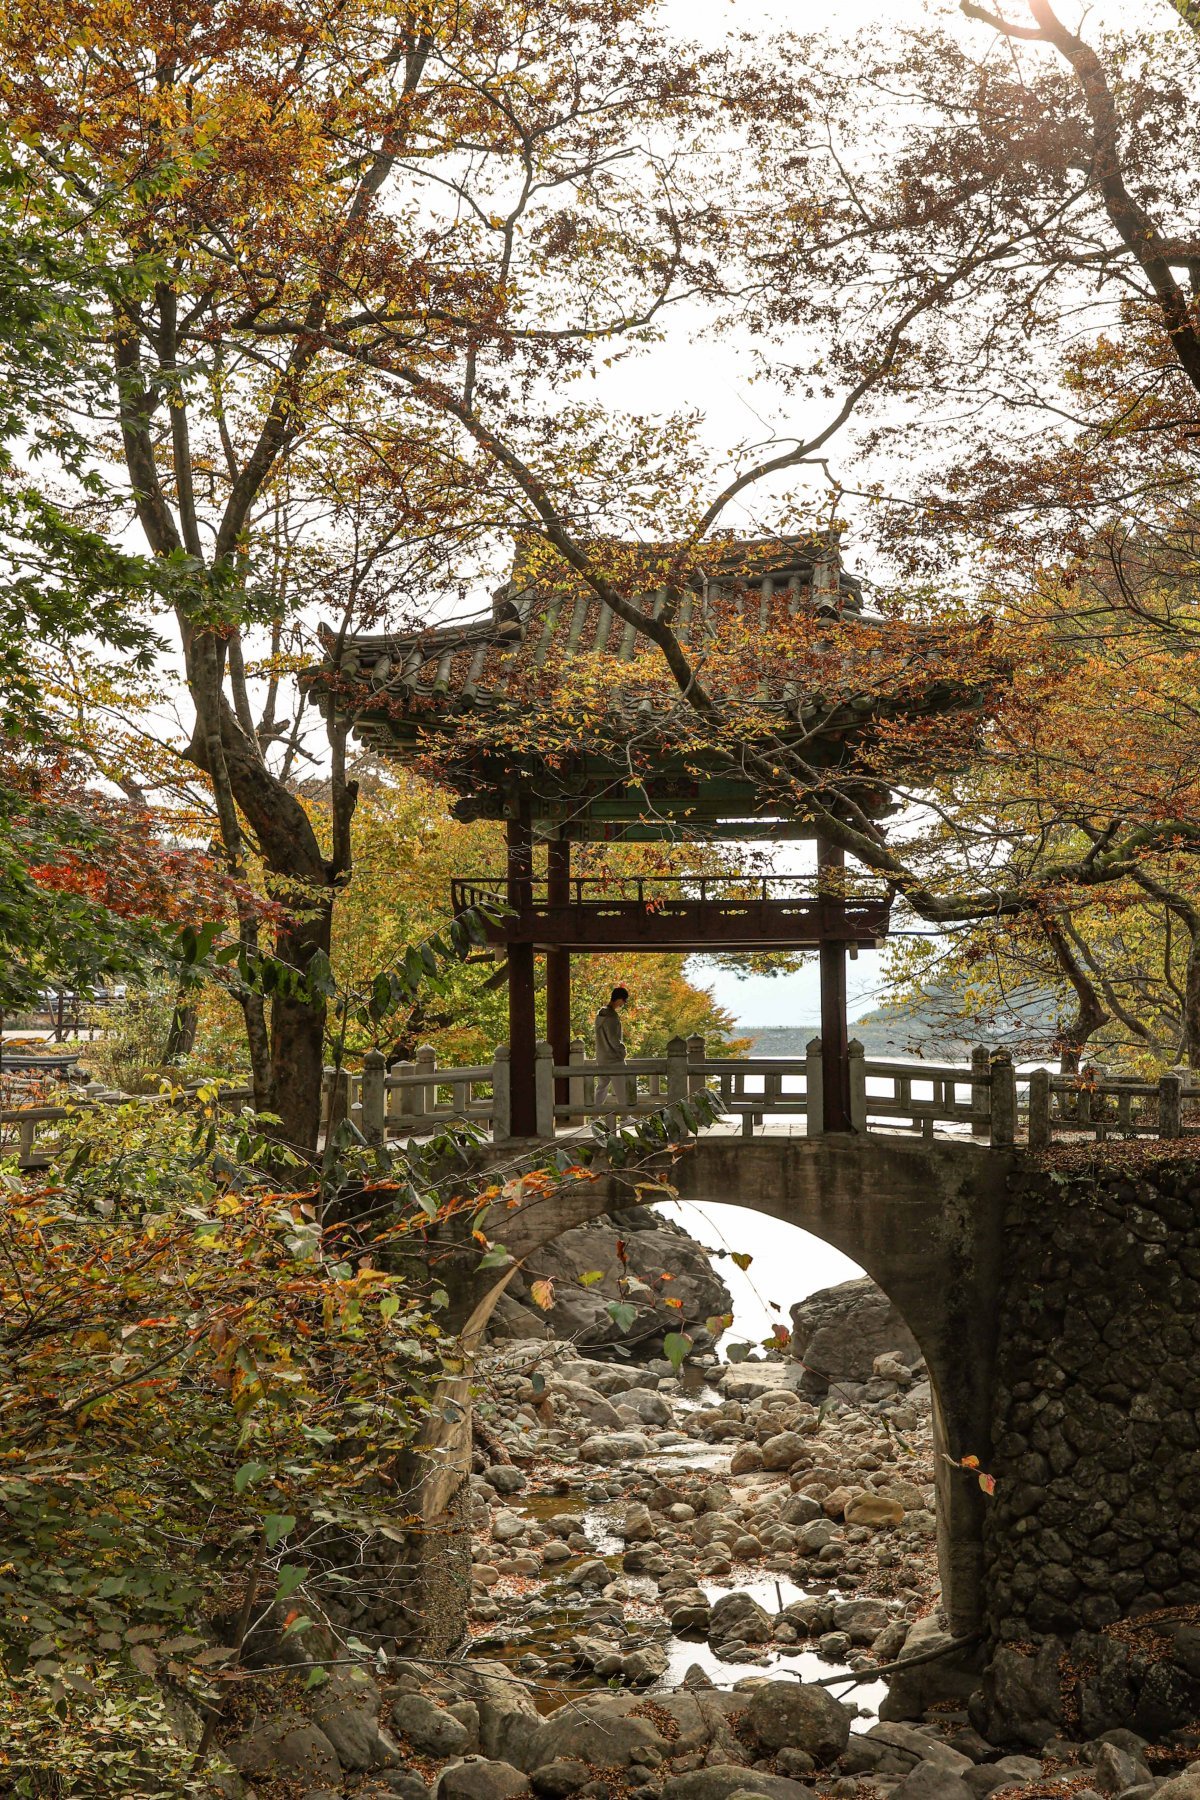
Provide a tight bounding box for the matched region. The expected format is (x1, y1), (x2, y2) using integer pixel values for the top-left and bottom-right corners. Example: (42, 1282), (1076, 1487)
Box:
(491, 1477), (893, 1724)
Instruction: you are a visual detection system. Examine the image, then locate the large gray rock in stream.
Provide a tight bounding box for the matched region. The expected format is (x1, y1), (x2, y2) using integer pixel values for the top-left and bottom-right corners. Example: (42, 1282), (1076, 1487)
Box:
(392, 1692), (474, 1756)
(788, 1278), (921, 1396)
(744, 1682), (853, 1762)
(663, 1768), (817, 1800)
(708, 1591), (774, 1645)
(522, 1694), (669, 1770)
(437, 1758), (532, 1800)
(511, 1211), (732, 1351)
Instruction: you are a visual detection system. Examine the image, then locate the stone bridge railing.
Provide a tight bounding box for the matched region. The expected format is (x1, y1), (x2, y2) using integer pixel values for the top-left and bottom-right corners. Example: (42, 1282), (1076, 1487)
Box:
(5, 1041), (1198, 1165)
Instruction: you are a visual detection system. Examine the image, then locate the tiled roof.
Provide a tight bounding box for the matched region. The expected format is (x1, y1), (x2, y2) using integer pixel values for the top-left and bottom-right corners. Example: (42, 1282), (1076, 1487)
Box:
(309, 537), (870, 729)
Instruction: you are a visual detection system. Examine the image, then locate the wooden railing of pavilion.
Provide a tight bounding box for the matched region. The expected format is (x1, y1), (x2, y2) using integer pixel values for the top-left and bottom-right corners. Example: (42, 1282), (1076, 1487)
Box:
(5, 1046), (1199, 1166)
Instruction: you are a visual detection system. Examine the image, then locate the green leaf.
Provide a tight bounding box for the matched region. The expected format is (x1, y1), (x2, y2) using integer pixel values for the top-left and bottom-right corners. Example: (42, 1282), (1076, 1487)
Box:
(477, 1246), (511, 1270)
(263, 1513), (296, 1549)
(578, 1269), (605, 1287)
(234, 1461), (272, 1494)
(379, 1295), (399, 1323)
(606, 1301), (638, 1334)
(274, 1565), (309, 1603)
(725, 1341), (754, 1363)
(303, 1664), (329, 1688)
(663, 1331), (693, 1373)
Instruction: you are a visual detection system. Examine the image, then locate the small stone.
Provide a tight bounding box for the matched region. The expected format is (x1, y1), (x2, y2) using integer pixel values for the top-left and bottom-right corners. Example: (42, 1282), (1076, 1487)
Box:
(729, 1444), (764, 1475)
(843, 1494), (904, 1529)
(486, 1466), (529, 1495)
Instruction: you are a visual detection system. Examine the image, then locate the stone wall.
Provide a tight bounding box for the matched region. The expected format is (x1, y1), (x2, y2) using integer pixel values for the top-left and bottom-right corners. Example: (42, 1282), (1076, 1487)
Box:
(981, 1145), (1200, 1744)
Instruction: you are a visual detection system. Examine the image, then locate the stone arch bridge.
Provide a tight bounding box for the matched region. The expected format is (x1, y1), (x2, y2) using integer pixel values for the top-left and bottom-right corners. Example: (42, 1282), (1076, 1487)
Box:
(494, 1132), (1011, 1638)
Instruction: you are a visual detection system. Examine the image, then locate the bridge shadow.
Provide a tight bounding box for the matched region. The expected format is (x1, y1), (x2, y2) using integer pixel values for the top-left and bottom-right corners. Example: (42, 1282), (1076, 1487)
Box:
(498, 1132), (1013, 1635)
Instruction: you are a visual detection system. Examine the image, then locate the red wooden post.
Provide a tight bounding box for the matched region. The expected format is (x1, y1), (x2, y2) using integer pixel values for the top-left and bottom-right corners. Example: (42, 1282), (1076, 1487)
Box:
(546, 838), (572, 1107)
(818, 839), (853, 1133)
(507, 812), (537, 1137)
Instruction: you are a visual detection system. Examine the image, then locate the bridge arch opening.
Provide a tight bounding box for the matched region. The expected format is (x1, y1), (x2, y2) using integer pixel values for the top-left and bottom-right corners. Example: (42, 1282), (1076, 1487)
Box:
(654, 1193), (974, 1643)
(502, 1133), (1010, 1634)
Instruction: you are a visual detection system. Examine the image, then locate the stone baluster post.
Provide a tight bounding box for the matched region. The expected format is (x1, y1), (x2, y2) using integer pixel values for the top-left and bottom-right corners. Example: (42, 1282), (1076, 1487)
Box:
(805, 1036), (824, 1136)
(990, 1050), (1016, 1147)
(388, 1061), (413, 1128)
(415, 1044), (436, 1119)
(326, 1066), (351, 1138)
(568, 1039), (586, 1124)
(1027, 1067), (1051, 1151)
(971, 1044), (991, 1137)
(361, 1049), (386, 1145)
(492, 1045), (512, 1143)
(686, 1034), (706, 1095)
(666, 1036), (688, 1110)
(534, 1040), (555, 1140)
(1159, 1071), (1183, 1139)
(848, 1037), (867, 1132)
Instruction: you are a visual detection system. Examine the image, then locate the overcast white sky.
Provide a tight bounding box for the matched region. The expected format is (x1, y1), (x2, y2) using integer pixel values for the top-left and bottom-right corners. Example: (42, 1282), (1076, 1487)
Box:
(647, 0), (1148, 1028)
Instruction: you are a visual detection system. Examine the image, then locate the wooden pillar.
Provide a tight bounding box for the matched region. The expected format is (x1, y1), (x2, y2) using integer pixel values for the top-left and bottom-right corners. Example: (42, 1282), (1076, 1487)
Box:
(546, 838), (571, 1107)
(506, 812), (537, 1137)
(818, 838), (853, 1133)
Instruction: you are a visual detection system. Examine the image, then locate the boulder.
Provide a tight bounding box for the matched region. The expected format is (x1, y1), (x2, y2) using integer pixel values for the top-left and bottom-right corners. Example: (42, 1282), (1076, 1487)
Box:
(709, 1592), (774, 1645)
(719, 1363), (806, 1402)
(788, 1278), (921, 1396)
(523, 1695), (669, 1770)
(460, 1662), (543, 1767)
(489, 1291), (552, 1342)
(729, 1443), (764, 1474)
(831, 1598), (891, 1641)
(531, 1761), (594, 1797)
(393, 1694), (474, 1758)
(546, 1380), (625, 1430)
(516, 1216), (732, 1350)
(663, 1766), (817, 1800)
(579, 1431), (652, 1464)
(1090, 1743), (1152, 1795)
(1151, 1771), (1200, 1800)
(313, 1667), (400, 1770)
(618, 1502), (657, 1541)
(620, 1388), (674, 1427)
(228, 1712), (342, 1784)
(781, 1493), (824, 1527)
(485, 1466), (528, 1496)
(879, 1614), (982, 1723)
(890, 1763), (973, 1800)
(844, 1493), (904, 1528)
(761, 1431), (808, 1471)
(385, 1781), (431, 1800)
(744, 1682), (852, 1762)
(437, 1759), (532, 1800)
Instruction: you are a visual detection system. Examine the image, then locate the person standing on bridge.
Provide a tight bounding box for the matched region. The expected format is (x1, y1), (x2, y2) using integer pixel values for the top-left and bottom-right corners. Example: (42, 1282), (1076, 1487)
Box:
(594, 986), (630, 1118)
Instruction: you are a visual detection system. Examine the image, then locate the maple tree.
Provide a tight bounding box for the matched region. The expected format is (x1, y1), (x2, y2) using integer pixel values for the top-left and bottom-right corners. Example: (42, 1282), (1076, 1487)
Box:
(0, 0), (844, 1147)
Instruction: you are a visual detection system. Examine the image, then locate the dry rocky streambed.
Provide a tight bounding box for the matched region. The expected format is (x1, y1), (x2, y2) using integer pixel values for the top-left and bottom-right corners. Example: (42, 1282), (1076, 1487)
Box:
(219, 1275), (1200, 1800)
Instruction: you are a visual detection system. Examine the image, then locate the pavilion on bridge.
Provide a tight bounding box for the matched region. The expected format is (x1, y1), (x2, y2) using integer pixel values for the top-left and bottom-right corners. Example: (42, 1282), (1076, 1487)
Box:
(304, 534), (984, 1136)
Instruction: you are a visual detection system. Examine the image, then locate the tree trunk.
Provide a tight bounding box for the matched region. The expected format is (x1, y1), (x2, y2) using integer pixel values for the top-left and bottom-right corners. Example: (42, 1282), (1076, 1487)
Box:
(267, 900), (334, 1156)
(1043, 915), (1107, 1073)
(164, 996), (197, 1063)
(1183, 927), (1200, 1068)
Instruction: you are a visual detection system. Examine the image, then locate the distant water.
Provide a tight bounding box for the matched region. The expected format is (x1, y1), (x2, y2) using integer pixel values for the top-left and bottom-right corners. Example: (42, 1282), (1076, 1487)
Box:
(744, 1023), (974, 1060)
